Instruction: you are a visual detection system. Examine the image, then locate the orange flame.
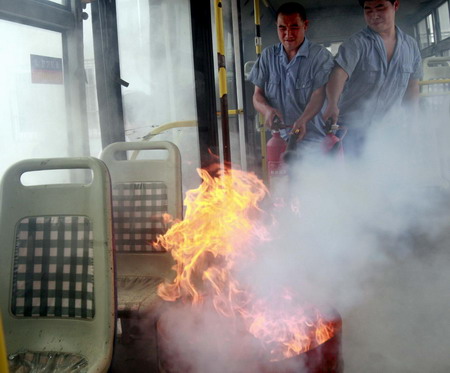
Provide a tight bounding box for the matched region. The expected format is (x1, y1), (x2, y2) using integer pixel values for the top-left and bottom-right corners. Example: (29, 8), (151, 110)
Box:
(242, 295), (336, 358)
(157, 167), (335, 361)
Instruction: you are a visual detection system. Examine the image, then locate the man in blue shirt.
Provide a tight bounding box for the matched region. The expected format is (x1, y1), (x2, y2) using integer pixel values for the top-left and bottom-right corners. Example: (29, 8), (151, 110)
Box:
(323, 0), (422, 156)
(248, 2), (334, 144)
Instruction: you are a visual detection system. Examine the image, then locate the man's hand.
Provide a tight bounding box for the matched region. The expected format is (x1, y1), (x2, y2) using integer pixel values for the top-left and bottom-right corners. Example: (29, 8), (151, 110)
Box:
(291, 120), (306, 141)
(322, 104), (340, 125)
(263, 107), (284, 130)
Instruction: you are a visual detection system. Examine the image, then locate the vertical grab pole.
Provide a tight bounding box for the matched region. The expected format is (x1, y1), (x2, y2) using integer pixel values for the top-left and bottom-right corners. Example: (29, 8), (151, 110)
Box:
(231, 0), (248, 171)
(215, 0), (232, 168)
(253, 0), (268, 184)
(0, 312), (9, 373)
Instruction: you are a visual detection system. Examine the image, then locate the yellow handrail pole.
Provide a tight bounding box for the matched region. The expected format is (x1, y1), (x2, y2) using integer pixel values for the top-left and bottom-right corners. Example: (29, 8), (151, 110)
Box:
(0, 312), (9, 373)
(140, 120), (198, 141)
(419, 79), (450, 85)
(420, 91), (450, 97)
(254, 0), (268, 185)
(254, 0), (262, 57)
(215, 0), (232, 167)
(418, 79), (450, 97)
(130, 120), (198, 160)
(217, 109), (244, 116)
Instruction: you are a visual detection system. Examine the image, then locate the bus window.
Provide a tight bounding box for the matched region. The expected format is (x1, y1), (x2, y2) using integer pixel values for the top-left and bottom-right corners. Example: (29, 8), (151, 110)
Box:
(0, 0), (94, 181)
(43, 0), (68, 5)
(116, 0), (201, 192)
(0, 21), (69, 177)
(437, 1), (450, 41)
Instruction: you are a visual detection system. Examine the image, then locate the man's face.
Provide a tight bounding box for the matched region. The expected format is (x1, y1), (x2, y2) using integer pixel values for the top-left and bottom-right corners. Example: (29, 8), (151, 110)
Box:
(363, 0), (399, 33)
(277, 13), (308, 54)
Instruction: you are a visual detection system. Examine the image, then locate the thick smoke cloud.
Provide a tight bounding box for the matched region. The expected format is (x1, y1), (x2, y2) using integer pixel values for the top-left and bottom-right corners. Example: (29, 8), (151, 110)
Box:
(157, 101), (450, 372)
(258, 103), (450, 372)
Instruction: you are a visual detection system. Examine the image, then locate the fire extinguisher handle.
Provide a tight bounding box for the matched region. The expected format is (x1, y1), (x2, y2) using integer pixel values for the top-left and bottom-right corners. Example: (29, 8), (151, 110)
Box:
(325, 119), (340, 133)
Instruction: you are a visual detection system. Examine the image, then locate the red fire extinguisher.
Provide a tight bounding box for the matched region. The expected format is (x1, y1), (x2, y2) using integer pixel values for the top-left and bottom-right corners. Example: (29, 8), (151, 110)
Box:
(267, 117), (287, 178)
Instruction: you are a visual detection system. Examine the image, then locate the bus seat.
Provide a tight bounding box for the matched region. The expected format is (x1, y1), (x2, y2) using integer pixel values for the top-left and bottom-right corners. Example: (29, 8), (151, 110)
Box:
(0, 157), (115, 373)
(422, 56), (450, 81)
(100, 141), (181, 321)
(244, 60), (255, 80)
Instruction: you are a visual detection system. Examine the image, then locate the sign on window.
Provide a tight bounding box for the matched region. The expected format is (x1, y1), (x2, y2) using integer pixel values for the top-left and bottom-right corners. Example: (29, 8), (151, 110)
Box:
(30, 54), (63, 84)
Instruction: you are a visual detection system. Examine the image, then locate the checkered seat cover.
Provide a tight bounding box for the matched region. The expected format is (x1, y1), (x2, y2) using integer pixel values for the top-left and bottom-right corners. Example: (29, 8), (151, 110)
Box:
(112, 182), (168, 252)
(12, 216), (94, 319)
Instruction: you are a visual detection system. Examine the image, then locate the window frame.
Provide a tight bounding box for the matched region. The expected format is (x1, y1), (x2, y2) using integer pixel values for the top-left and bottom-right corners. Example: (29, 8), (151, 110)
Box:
(415, 1), (450, 58)
(436, 0), (450, 42)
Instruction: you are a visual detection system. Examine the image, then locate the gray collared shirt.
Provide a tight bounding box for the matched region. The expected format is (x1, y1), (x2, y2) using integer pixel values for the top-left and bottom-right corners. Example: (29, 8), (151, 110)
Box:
(248, 38), (334, 141)
(335, 26), (422, 128)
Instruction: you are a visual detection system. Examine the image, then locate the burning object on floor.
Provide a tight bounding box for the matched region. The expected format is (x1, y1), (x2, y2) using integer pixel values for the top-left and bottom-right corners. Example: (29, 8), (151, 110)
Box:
(155, 167), (342, 372)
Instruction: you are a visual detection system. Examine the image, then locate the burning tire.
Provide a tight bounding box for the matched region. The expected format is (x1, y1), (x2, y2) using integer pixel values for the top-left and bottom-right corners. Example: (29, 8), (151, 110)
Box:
(156, 304), (342, 373)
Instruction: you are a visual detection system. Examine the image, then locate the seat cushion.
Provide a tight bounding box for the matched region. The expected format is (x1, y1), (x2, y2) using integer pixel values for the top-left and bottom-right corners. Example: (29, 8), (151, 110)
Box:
(116, 276), (165, 316)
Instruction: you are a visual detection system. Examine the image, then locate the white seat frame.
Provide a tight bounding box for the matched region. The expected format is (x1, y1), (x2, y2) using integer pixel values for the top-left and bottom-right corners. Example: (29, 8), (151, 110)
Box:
(0, 157), (115, 373)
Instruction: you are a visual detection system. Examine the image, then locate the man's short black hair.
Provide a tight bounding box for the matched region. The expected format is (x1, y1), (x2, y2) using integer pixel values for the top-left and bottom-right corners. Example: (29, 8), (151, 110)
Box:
(276, 2), (307, 21)
(358, 0), (395, 7)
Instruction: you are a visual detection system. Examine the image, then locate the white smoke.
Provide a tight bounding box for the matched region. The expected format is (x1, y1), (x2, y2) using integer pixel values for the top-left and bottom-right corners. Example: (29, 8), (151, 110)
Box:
(157, 302), (302, 373)
(154, 101), (450, 372)
(252, 101), (450, 372)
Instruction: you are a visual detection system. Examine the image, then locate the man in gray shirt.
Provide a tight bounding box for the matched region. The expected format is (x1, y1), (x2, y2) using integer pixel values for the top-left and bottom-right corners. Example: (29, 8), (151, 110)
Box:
(323, 0), (422, 156)
(248, 2), (334, 144)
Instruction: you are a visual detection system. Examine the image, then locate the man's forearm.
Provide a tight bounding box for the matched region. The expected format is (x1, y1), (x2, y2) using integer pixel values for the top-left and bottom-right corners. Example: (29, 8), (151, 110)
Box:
(403, 79), (420, 123)
(326, 66), (348, 106)
(403, 79), (420, 107)
(296, 86), (326, 125)
(252, 86), (283, 128)
(322, 66), (349, 123)
(253, 90), (272, 117)
(291, 86), (326, 140)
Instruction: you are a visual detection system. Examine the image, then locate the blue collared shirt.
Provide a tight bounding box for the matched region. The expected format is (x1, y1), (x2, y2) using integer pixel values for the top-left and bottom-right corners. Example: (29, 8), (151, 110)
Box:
(248, 38), (334, 141)
(335, 26), (422, 128)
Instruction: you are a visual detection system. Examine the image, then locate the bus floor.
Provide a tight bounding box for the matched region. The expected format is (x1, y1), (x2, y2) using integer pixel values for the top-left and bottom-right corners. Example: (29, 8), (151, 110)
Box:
(111, 317), (159, 373)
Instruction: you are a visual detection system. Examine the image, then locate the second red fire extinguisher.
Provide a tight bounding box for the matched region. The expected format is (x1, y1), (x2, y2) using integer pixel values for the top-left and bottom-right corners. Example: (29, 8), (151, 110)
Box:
(323, 120), (345, 157)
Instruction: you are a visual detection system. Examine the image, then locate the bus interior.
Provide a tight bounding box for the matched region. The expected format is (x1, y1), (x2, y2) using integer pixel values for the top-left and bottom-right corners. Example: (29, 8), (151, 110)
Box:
(1, 0), (450, 372)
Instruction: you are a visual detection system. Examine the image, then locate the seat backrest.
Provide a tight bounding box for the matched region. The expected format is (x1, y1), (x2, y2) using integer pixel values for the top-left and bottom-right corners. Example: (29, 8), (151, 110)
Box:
(0, 157), (115, 373)
(101, 141), (182, 254)
(100, 141), (181, 284)
(244, 60), (255, 80)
